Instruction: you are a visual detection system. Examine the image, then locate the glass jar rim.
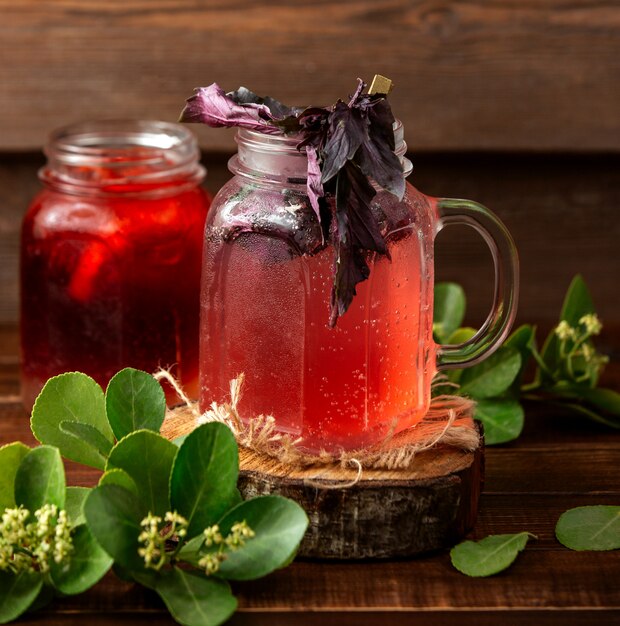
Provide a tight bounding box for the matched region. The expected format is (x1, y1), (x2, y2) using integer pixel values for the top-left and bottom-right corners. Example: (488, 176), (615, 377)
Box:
(231, 118), (412, 185)
(235, 118), (407, 156)
(40, 119), (205, 197)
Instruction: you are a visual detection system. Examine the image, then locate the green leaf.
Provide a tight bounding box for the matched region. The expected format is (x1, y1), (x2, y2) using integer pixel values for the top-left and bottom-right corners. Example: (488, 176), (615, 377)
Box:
(65, 486), (90, 526)
(27, 585), (54, 614)
(177, 534), (206, 565)
(556, 506), (620, 551)
(559, 274), (595, 325)
(539, 275), (596, 381)
(155, 567), (237, 626)
(14, 446), (65, 511)
(547, 387), (620, 428)
(550, 401), (620, 429)
(0, 442), (29, 510)
(170, 423), (239, 537)
(577, 388), (620, 420)
(99, 468), (139, 497)
(31, 372), (114, 470)
(505, 324), (536, 392)
(0, 571), (43, 624)
(84, 484), (147, 571)
(215, 495), (309, 580)
(59, 421), (114, 457)
(106, 431), (178, 516)
(450, 532), (533, 577)
(475, 399), (524, 445)
(441, 328), (477, 385)
(433, 282), (466, 343)
(106, 368), (166, 440)
(50, 524), (113, 595)
(458, 346), (521, 399)
(447, 327), (477, 345)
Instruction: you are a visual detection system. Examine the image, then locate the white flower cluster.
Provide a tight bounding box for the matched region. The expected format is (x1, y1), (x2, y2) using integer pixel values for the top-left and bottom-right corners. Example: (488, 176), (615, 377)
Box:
(0, 504), (73, 573)
(555, 314), (603, 344)
(138, 511), (188, 571)
(198, 520), (255, 576)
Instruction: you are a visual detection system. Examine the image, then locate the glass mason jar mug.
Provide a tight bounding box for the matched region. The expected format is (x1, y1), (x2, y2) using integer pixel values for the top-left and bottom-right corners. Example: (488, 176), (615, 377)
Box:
(200, 123), (518, 453)
(21, 120), (210, 411)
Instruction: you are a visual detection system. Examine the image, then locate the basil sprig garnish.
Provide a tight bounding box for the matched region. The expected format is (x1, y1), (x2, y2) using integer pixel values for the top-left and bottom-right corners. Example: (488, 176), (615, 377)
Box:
(180, 78), (405, 325)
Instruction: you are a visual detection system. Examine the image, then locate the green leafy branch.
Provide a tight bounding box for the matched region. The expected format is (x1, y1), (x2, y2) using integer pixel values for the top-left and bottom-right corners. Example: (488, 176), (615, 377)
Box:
(0, 368), (309, 625)
(433, 275), (620, 444)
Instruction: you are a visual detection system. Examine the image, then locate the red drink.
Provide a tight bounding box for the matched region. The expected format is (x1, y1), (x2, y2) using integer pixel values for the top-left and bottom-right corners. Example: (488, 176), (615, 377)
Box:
(21, 121), (209, 410)
(201, 219), (435, 452)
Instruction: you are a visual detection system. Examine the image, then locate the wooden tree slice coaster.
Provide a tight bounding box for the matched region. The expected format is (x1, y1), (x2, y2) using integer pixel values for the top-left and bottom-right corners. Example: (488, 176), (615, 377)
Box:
(238, 428), (484, 560)
(162, 408), (484, 560)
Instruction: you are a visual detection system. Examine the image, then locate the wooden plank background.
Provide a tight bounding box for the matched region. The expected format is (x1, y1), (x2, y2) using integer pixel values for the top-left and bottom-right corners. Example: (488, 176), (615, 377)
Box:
(0, 0), (619, 152)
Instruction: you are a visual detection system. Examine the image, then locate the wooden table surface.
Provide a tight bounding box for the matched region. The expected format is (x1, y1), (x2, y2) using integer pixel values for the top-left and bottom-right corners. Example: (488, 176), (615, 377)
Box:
(1, 324), (618, 625)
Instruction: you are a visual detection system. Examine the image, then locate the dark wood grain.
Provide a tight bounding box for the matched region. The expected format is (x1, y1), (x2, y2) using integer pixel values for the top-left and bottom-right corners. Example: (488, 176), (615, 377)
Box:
(1, 0), (619, 152)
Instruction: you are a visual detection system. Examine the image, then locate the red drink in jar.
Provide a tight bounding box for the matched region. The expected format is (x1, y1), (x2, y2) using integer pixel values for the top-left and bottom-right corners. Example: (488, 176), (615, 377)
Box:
(199, 126), (518, 453)
(21, 120), (209, 410)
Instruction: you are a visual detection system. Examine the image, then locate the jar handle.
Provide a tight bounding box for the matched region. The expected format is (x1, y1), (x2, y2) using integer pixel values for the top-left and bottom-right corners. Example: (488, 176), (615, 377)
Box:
(434, 197), (519, 369)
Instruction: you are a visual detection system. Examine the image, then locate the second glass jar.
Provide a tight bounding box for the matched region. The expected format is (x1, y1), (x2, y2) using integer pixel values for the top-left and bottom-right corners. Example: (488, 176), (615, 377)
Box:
(21, 120), (210, 410)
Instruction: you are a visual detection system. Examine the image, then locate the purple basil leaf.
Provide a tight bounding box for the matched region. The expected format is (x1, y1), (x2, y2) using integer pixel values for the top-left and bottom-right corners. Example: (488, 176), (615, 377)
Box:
(356, 135), (405, 199)
(330, 244), (371, 327)
(328, 163), (388, 326)
(347, 78), (366, 106)
(305, 146), (324, 224)
(321, 103), (367, 184)
(228, 86), (302, 119)
(338, 162), (386, 254)
(296, 107), (331, 150)
(367, 99), (396, 151)
(179, 83), (281, 134)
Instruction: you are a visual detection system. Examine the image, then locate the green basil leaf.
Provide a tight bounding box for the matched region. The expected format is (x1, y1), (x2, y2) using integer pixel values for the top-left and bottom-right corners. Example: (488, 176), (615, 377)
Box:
(170, 423), (239, 537)
(450, 532), (532, 577)
(458, 346), (521, 399)
(106, 431), (178, 516)
(31, 372), (113, 470)
(14, 446), (65, 512)
(556, 506), (620, 551)
(433, 282), (466, 343)
(155, 567), (237, 626)
(0, 442), (29, 510)
(84, 484), (147, 571)
(65, 486), (90, 526)
(59, 421), (114, 457)
(0, 571), (43, 624)
(215, 495), (309, 580)
(99, 468), (140, 497)
(475, 399), (524, 445)
(105, 368), (166, 440)
(50, 524), (113, 595)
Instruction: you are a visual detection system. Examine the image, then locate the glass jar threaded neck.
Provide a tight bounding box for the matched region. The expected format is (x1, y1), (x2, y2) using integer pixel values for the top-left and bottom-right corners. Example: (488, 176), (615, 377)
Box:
(229, 119), (412, 187)
(40, 120), (205, 198)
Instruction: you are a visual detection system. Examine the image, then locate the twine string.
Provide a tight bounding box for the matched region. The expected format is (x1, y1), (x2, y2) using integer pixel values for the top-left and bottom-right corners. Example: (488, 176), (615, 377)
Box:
(156, 370), (479, 486)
